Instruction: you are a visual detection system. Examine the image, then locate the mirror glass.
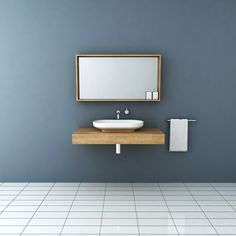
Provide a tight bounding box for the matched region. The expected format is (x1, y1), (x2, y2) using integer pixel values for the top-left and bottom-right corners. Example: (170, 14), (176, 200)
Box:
(76, 55), (161, 101)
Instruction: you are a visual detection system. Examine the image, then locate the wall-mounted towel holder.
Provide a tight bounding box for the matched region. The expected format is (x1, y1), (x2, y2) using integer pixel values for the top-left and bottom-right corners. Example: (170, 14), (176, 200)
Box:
(167, 119), (197, 122)
(167, 119), (196, 152)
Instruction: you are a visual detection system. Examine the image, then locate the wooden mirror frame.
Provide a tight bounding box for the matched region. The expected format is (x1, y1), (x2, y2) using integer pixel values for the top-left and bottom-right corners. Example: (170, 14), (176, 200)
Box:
(75, 54), (162, 102)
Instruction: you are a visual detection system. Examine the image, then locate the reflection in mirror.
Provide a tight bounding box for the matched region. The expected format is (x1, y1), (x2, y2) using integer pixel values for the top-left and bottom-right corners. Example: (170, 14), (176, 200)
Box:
(76, 55), (161, 101)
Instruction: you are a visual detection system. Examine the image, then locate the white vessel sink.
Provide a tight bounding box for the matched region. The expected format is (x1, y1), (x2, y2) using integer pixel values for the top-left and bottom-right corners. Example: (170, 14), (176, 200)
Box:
(93, 119), (144, 132)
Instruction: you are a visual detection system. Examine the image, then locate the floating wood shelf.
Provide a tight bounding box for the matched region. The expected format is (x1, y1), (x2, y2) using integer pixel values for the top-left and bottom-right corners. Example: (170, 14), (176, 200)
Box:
(72, 128), (165, 145)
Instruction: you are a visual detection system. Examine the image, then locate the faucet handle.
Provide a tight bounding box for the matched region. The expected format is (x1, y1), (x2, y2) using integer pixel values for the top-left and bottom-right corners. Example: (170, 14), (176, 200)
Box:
(124, 107), (130, 115)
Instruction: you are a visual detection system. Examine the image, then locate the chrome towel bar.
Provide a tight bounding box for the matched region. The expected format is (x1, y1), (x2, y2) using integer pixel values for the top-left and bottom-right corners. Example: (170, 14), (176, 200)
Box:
(167, 119), (197, 122)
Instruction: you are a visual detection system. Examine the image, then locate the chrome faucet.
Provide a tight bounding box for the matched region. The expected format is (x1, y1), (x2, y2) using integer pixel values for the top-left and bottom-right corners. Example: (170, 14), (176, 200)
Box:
(116, 110), (120, 119)
(116, 108), (130, 119)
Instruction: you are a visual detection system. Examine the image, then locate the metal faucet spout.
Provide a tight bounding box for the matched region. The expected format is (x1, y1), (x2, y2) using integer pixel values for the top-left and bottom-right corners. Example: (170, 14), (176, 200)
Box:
(116, 110), (120, 120)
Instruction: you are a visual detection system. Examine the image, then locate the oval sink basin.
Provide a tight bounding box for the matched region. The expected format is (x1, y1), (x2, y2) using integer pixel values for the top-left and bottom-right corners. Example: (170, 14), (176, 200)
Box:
(93, 119), (144, 132)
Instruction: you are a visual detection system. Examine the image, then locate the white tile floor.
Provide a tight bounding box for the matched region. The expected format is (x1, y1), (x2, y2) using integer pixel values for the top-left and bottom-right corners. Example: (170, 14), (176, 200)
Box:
(0, 183), (236, 235)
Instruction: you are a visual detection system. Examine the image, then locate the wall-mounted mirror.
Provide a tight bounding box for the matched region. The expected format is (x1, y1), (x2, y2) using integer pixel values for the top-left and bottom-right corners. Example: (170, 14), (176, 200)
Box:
(76, 54), (161, 101)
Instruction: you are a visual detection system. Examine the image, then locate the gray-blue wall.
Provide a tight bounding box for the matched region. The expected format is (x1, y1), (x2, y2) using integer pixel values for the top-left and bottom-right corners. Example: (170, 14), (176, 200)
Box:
(0, 0), (236, 182)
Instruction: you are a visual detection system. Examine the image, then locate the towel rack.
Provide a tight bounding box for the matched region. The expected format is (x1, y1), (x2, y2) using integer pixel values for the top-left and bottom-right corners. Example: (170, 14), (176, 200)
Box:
(167, 119), (197, 122)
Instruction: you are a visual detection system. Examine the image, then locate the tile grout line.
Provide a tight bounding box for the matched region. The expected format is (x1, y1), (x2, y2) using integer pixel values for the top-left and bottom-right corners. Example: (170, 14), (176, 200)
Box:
(99, 183), (106, 236)
(184, 183), (220, 236)
(158, 182), (180, 236)
(0, 183), (29, 216)
(59, 183), (81, 235)
(1, 199), (233, 202)
(19, 183), (55, 235)
(210, 183), (236, 213)
(132, 182), (140, 236)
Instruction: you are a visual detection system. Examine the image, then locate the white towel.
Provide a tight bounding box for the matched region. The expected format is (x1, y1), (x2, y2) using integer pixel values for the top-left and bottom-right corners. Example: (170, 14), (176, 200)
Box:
(169, 119), (188, 152)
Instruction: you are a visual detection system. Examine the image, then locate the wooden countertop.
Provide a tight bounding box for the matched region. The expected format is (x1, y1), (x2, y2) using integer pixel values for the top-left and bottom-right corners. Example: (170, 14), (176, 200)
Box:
(72, 128), (165, 145)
